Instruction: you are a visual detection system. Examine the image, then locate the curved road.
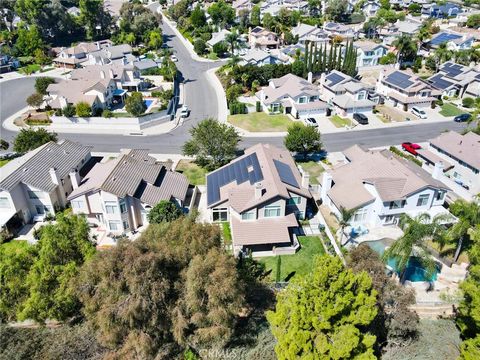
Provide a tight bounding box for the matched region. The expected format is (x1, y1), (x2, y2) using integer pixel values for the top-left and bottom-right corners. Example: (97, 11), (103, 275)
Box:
(0, 21), (468, 153)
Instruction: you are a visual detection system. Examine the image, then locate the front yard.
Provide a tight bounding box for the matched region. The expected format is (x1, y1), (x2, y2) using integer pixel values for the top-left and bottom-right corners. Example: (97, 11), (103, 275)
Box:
(330, 115), (352, 128)
(228, 112), (293, 132)
(296, 161), (324, 185)
(175, 160), (207, 185)
(439, 103), (464, 117)
(258, 236), (325, 282)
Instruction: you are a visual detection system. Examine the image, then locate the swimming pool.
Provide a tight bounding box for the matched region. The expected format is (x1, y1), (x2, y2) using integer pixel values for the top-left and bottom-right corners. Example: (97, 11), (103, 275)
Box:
(144, 99), (154, 108)
(365, 239), (440, 282)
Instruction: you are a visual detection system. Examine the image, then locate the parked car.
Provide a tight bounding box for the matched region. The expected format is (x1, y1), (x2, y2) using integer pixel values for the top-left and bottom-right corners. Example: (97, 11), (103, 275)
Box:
(180, 105), (190, 118)
(401, 142), (421, 155)
(453, 113), (472, 122)
(353, 113), (368, 125)
(411, 106), (427, 119)
(304, 117), (318, 127)
(170, 55), (178, 62)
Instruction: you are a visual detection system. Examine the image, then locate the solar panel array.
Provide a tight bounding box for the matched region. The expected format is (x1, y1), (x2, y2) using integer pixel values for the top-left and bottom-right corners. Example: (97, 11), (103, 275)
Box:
(326, 73), (345, 86)
(428, 73), (454, 90)
(430, 32), (461, 46)
(273, 159), (299, 188)
(207, 153), (263, 206)
(385, 71), (414, 88)
(440, 62), (464, 77)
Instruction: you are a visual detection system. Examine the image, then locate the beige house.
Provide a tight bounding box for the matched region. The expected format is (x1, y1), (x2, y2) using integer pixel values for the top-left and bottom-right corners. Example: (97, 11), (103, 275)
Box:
(68, 149), (192, 234)
(206, 144), (312, 257)
(0, 140), (92, 231)
(248, 26), (280, 49)
(256, 73), (327, 119)
(52, 40), (113, 68)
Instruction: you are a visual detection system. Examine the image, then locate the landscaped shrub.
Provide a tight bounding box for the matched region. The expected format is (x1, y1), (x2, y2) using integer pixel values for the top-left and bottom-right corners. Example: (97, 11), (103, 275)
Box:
(62, 104), (75, 117)
(229, 102), (248, 115)
(194, 39), (207, 55)
(389, 146), (423, 166)
(125, 92), (147, 116)
(256, 101), (261, 112)
(462, 97), (475, 108)
(435, 98), (444, 106)
(75, 102), (91, 117)
(102, 109), (113, 118)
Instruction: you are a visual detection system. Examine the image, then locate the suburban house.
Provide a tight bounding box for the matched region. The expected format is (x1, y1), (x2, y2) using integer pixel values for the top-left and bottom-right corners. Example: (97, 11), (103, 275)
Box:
(426, 131), (480, 195)
(422, 2), (461, 19)
(232, 0), (253, 16)
(239, 48), (290, 66)
(68, 149), (192, 234)
(256, 73), (328, 119)
(260, 0), (309, 17)
(82, 44), (134, 66)
(376, 68), (438, 110)
(426, 61), (480, 98)
(353, 41), (389, 67)
(206, 143), (312, 257)
(319, 70), (376, 116)
(427, 31), (474, 51)
(377, 18), (423, 45)
(291, 23), (329, 45)
(0, 140), (92, 232)
(52, 40), (113, 68)
(207, 29), (231, 48)
(362, 0), (381, 18)
(248, 26), (280, 49)
(320, 145), (450, 229)
(323, 22), (357, 39)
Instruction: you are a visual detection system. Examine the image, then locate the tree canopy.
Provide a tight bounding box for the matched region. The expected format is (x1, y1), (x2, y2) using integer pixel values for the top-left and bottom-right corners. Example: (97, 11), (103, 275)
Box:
(125, 92), (147, 116)
(267, 256), (378, 359)
(284, 122), (322, 160)
(147, 200), (183, 224)
(13, 128), (57, 153)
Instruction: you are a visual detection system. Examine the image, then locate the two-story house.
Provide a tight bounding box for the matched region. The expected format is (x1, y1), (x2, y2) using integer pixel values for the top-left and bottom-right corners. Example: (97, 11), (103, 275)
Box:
(320, 145), (450, 229)
(256, 73), (328, 119)
(240, 48), (291, 66)
(354, 41), (388, 67)
(323, 22), (357, 39)
(82, 44), (134, 66)
(248, 26), (280, 49)
(427, 31), (474, 51)
(376, 68), (438, 110)
(426, 61), (480, 99)
(422, 2), (461, 19)
(206, 143), (312, 257)
(52, 40), (112, 69)
(377, 18), (423, 45)
(0, 140), (92, 232)
(362, 0), (381, 18)
(232, 0), (253, 16)
(319, 70), (376, 116)
(68, 149), (192, 234)
(291, 23), (329, 45)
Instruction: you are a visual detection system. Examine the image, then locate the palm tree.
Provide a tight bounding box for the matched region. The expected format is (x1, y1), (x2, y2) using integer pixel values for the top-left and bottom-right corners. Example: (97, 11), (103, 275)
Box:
(383, 213), (451, 282)
(338, 206), (355, 246)
(392, 35), (418, 66)
(434, 42), (453, 72)
(225, 31), (240, 55)
(448, 199), (480, 262)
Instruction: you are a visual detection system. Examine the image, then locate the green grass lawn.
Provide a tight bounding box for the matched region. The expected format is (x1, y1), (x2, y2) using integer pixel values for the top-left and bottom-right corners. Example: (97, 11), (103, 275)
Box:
(18, 64), (41, 75)
(176, 160), (207, 185)
(440, 103), (464, 117)
(259, 236), (325, 282)
(330, 115), (352, 128)
(296, 161), (324, 185)
(0, 159), (11, 167)
(221, 222), (232, 246)
(228, 112), (293, 132)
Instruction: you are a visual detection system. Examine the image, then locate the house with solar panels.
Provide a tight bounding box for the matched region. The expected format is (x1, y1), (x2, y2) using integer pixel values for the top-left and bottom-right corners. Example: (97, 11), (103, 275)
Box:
(422, 2), (461, 19)
(256, 73), (328, 119)
(248, 26), (280, 50)
(376, 68), (438, 110)
(427, 31), (474, 51)
(426, 61), (480, 99)
(206, 144), (312, 257)
(319, 70), (376, 116)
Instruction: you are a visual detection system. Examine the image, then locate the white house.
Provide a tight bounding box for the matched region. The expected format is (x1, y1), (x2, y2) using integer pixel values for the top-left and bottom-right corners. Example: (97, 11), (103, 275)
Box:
(248, 26), (280, 49)
(428, 31), (475, 51)
(320, 145), (451, 229)
(362, 0), (381, 18)
(256, 73), (327, 119)
(52, 41), (112, 69)
(426, 61), (480, 99)
(0, 140), (92, 232)
(354, 40), (389, 67)
(68, 149), (193, 234)
(291, 23), (329, 45)
(239, 48), (291, 66)
(323, 22), (357, 39)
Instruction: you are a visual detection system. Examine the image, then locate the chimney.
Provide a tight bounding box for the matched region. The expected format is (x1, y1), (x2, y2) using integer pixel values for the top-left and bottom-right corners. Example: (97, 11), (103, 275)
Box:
(302, 170), (310, 188)
(49, 167), (60, 185)
(100, 70), (105, 79)
(69, 169), (81, 189)
(320, 72), (326, 88)
(432, 161), (445, 180)
(254, 182), (263, 199)
(320, 172), (332, 202)
(307, 71), (313, 83)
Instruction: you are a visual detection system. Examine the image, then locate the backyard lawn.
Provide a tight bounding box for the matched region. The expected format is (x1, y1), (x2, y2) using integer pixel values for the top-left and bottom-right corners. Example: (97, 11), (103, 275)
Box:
(259, 236), (325, 282)
(440, 103), (464, 117)
(175, 160), (207, 185)
(228, 112), (293, 132)
(296, 161), (324, 185)
(330, 115), (352, 128)
(0, 159), (11, 167)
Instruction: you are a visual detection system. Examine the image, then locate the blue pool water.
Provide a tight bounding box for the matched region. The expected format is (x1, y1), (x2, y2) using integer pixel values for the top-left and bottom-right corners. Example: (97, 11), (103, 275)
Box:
(366, 239), (440, 282)
(144, 99), (154, 108)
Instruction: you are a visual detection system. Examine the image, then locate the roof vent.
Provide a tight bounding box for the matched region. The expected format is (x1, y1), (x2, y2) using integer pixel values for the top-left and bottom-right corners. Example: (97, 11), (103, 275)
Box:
(23, 168), (28, 172)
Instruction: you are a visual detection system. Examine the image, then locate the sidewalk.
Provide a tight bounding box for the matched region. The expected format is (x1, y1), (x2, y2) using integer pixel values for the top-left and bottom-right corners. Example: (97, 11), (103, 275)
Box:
(206, 67), (228, 123)
(0, 67), (70, 83)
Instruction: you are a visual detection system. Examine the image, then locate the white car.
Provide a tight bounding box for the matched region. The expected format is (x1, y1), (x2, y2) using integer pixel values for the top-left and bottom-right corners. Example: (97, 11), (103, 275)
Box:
(411, 106), (427, 119)
(170, 55), (178, 62)
(180, 105), (190, 118)
(304, 117), (318, 127)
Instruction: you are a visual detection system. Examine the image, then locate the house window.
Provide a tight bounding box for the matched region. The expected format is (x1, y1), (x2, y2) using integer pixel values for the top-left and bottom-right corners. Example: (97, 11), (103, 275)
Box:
(242, 209), (256, 220)
(353, 208), (368, 222)
(298, 96), (307, 104)
(35, 205), (45, 215)
(271, 103), (280, 112)
(123, 220), (129, 229)
(389, 200), (405, 209)
(0, 197), (10, 209)
(417, 194), (430, 207)
(28, 190), (44, 199)
(436, 191), (445, 201)
(264, 204), (281, 217)
(119, 199), (127, 213)
(212, 208), (228, 222)
(357, 91), (366, 100)
(287, 197), (301, 206)
(385, 215), (396, 224)
(105, 201), (118, 214)
(109, 221), (122, 231)
(71, 200), (84, 209)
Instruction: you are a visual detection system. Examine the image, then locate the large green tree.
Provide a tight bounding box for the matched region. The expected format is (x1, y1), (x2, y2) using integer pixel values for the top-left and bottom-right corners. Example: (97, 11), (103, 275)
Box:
(447, 199), (480, 262)
(207, 0), (235, 28)
(267, 256), (378, 359)
(125, 92), (147, 116)
(392, 34), (418, 65)
(79, 0), (112, 40)
(14, 23), (44, 56)
(183, 118), (240, 170)
(284, 122), (322, 160)
(34, 77), (55, 95)
(13, 128), (57, 153)
(147, 200), (183, 224)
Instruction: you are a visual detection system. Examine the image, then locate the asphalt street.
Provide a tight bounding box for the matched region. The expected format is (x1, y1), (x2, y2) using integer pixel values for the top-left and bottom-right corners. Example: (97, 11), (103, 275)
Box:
(0, 20), (469, 154)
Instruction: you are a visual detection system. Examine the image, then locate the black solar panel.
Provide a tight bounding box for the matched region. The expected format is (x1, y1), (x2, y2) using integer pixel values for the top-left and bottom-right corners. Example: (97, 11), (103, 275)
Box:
(440, 62), (464, 77)
(386, 71), (414, 88)
(430, 32), (461, 46)
(206, 153), (263, 206)
(326, 73), (345, 86)
(428, 73), (454, 90)
(273, 159), (299, 188)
